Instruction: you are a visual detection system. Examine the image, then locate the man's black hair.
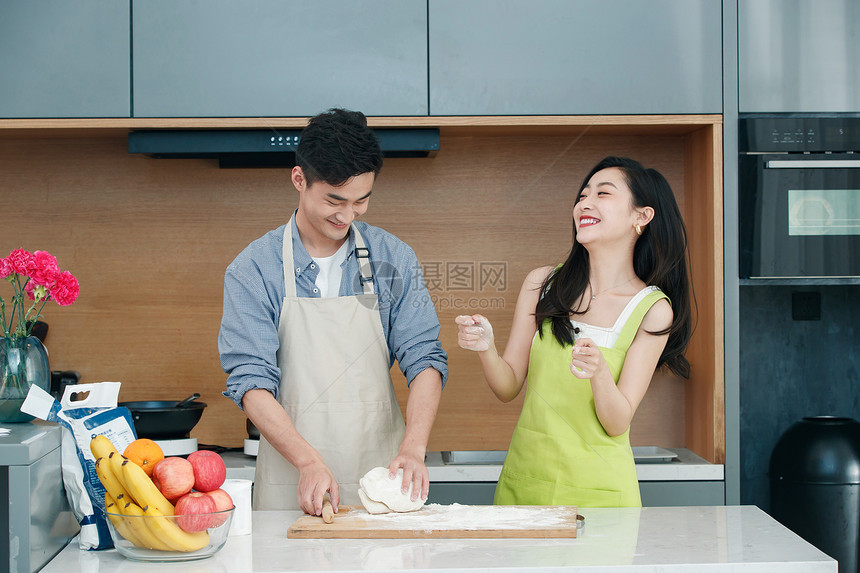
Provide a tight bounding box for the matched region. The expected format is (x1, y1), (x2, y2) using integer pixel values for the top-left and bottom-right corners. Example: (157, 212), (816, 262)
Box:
(295, 108), (383, 187)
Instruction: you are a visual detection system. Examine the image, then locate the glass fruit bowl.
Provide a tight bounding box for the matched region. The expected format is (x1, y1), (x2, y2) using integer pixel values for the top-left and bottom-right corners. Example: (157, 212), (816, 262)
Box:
(99, 505), (235, 562)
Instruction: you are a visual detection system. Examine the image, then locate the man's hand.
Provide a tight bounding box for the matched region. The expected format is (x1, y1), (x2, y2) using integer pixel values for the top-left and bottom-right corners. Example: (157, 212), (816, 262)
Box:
(388, 449), (429, 502)
(296, 458), (339, 516)
(243, 389), (340, 514)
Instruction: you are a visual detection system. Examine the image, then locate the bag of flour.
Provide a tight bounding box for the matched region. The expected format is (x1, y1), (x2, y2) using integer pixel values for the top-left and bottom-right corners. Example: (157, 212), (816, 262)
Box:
(21, 382), (137, 550)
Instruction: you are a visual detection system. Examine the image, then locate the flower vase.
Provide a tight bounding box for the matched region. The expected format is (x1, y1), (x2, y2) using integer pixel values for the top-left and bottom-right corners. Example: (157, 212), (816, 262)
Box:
(0, 336), (49, 423)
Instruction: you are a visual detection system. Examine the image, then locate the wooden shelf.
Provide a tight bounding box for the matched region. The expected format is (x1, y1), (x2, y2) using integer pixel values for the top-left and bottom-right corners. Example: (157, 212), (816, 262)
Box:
(0, 115), (721, 136)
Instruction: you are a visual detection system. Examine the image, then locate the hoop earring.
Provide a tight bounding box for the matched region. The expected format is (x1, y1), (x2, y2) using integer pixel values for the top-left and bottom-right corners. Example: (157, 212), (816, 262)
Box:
(635, 223), (642, 236)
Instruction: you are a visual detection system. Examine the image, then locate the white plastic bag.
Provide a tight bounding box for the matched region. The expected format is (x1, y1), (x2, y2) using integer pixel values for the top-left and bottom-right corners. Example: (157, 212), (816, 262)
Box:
(21, 382), (137, 550)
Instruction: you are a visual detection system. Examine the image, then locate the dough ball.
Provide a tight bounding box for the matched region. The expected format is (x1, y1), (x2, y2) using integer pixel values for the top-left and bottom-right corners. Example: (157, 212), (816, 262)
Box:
(358, 488), (392, 514)
(359, 467), (425, 513)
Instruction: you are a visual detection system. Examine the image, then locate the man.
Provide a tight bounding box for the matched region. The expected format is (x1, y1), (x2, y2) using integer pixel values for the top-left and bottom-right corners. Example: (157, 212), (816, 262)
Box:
(219, 108), (447, 515)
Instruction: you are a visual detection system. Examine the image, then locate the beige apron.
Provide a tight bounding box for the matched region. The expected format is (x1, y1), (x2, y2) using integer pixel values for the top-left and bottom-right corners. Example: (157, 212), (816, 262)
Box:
(253, 220), (406, 510)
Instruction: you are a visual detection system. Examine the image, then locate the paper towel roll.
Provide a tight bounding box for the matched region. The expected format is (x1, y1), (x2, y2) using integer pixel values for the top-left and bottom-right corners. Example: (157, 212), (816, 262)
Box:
(220, 478), (253, 536)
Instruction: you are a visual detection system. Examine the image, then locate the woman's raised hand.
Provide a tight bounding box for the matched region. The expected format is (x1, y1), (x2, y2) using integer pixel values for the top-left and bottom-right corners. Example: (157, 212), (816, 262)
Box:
(455, 314), (494, 352)
(570, 337), (610, 379)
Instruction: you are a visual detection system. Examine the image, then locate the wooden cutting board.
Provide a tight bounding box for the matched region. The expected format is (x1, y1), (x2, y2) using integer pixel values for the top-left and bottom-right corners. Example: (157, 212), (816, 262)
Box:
(287, 504), (580, 539)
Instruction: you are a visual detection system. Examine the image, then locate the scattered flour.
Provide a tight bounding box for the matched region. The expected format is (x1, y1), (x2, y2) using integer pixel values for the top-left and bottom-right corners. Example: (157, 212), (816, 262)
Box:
(354, 503), (576, 530)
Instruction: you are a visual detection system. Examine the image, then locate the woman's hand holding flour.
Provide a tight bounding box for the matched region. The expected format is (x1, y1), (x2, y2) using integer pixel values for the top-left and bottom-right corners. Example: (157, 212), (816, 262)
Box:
(570, 337), (610, 380)
(455, 314), (494, 352)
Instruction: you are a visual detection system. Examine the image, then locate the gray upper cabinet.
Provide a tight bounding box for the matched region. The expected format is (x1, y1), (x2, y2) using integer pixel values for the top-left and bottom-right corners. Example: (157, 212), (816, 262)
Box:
(739, 0), (860, 113)
(0, 0), (130, 118)
(133, 0), (428, 118)
(429, 0), (722, 116)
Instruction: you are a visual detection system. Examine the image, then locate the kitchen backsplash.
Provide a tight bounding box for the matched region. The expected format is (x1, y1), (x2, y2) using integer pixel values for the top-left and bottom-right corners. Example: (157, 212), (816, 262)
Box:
(0, 131), (697, 453)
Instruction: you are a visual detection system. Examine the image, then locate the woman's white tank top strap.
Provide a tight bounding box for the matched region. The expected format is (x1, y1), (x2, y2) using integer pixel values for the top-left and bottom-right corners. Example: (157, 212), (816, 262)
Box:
(570, 286), (662, 348)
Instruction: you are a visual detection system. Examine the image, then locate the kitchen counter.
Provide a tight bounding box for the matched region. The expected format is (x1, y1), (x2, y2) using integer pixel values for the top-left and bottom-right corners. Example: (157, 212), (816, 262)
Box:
(40, 506), (835, 572)
(223, 448), (724, 483)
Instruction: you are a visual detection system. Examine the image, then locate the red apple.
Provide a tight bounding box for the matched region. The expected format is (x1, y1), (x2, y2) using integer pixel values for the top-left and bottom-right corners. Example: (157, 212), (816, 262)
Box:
(186, 450), (226, 492)
(206, 488), (234, 527)
(151, 457), (195, 501)
(174, 491), (217, 532)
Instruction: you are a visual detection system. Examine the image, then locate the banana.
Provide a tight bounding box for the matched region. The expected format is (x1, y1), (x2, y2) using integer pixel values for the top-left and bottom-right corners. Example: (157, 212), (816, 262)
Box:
(90, 434), (119, 460)
(120, 458), (175, 516)
(107, 451), (133, 493)
(120, 498), (175, 551)
(142, 504), (210, 552)
(104, 492), (145, 548)
(95, 456), (130, 501)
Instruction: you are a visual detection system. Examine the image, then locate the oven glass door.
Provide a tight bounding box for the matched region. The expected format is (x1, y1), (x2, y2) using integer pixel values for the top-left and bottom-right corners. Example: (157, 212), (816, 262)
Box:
(740, 154), (860, 277)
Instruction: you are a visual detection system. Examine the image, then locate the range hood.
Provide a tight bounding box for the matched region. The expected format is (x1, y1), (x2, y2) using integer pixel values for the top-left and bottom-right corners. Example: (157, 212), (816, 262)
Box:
(128, 128), (440, 168)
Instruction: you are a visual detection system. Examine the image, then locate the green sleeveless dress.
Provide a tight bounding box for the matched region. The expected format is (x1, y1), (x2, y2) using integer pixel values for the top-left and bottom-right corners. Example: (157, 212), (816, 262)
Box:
(494, 287), (668, 508)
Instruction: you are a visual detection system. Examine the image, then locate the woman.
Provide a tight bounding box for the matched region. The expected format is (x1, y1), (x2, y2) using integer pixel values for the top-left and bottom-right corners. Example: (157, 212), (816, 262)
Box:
(456, 156), (692, 507)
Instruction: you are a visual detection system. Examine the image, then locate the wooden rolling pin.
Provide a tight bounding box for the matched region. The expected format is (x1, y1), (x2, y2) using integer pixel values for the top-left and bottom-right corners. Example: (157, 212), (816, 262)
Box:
(322, 493), (334, 524)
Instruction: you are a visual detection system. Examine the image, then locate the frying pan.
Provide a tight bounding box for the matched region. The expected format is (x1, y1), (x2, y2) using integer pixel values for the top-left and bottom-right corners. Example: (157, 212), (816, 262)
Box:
(120, 393), (207, 440)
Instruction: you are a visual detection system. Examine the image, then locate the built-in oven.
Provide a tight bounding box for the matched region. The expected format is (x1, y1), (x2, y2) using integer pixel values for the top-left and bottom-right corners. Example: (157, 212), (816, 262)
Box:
(740, 115), (860, 279)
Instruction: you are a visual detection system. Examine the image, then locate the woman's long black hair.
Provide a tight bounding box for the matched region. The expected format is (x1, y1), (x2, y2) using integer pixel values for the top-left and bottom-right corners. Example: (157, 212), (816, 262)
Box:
(534, 156), (693, 378)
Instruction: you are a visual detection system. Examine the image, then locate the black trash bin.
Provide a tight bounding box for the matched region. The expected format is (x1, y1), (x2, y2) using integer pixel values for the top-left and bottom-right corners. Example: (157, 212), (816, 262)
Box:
(770, 416), (860, 573)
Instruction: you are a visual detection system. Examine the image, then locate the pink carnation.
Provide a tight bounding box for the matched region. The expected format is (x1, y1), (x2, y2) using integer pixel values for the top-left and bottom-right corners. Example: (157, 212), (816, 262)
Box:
(50, 271), (79, 306)
(0, 257), (12, 279)
(30, 250), (60, 286)
(24, 280), (35, 300)
(7, 249), (35, 276)
(24, 281), (49, 302)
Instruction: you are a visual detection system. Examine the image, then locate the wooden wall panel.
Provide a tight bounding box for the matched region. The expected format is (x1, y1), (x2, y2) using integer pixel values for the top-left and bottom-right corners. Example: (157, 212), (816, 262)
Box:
(682, 125), (724, 464)
(0, 130), (712, 457)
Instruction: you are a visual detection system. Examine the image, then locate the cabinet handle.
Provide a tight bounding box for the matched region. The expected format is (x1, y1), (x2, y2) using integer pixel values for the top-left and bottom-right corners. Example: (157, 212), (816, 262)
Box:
(766, 159), (860, 169)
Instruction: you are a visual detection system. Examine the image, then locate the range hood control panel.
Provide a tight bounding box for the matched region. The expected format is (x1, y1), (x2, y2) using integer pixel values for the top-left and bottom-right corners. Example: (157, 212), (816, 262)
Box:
(270, 134), (301, 148)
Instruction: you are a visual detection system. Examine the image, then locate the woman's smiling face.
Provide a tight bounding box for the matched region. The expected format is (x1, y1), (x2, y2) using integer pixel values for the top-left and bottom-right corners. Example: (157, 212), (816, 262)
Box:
(573, 167), (641, 245)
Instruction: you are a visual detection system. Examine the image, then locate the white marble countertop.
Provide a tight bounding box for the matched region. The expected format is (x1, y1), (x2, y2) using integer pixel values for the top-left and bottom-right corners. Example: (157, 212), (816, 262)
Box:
(40, 505), (835, 572)
(223, 448), (724, 483)
(424, 448), (723, 482)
